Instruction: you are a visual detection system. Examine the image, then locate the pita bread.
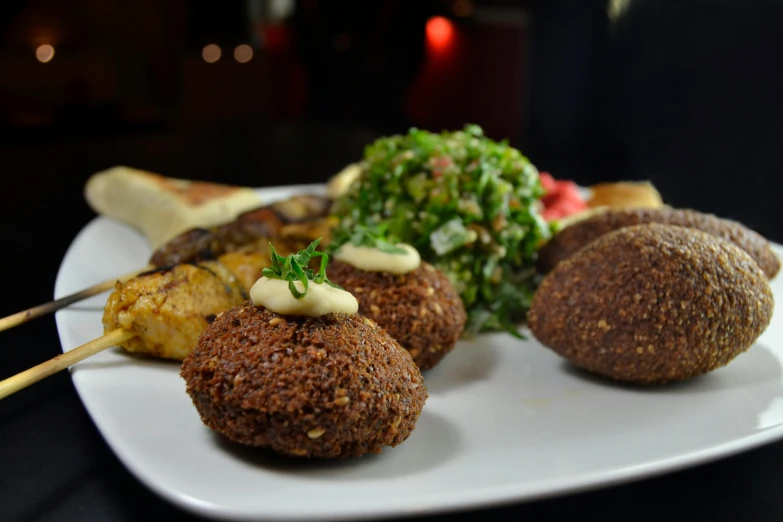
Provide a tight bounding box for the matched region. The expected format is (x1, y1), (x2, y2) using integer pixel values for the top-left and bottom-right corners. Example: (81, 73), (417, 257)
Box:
(84, 166), (262, 249)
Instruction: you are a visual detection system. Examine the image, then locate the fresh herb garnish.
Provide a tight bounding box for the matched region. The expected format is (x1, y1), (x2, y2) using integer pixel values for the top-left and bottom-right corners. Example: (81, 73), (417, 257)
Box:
(340, 223), (408, 255)
(261, 238), (341, 299)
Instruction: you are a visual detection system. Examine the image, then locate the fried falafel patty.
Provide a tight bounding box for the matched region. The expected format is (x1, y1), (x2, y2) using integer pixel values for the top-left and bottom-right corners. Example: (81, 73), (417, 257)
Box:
(327, 260), (468, 371)
(528, 223), (775, 384)
(536, 208), (781, 279)
(180, 303), (428, 459)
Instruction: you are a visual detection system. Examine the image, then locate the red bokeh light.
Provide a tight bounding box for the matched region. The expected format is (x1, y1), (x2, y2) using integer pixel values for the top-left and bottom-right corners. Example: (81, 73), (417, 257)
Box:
(426, 16), (454, 51)
(262, 24), (290, 52)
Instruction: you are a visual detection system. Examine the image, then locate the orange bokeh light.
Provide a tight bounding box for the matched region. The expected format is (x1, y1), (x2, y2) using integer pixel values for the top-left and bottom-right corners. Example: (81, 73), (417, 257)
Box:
(202, 44), (221, 63)
(426, 16), (454, 51)
(234, 44), (253, 63)
(35, 44), (55, 63)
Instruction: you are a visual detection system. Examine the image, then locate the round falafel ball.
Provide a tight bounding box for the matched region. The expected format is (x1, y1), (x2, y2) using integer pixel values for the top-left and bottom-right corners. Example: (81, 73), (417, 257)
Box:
(528, 223), (775, 384)
(327, 259), (468, 371)
(180, 303), (428, 459)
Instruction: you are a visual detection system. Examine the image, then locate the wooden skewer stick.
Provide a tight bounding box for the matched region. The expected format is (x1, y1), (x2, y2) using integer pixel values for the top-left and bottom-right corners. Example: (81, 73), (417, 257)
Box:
(0, 328), (137, 400)
(0, 265), (154, 333)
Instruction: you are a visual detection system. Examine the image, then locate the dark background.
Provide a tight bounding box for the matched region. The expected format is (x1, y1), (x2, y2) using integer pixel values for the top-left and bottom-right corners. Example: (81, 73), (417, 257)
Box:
(2, 0), (783, 520)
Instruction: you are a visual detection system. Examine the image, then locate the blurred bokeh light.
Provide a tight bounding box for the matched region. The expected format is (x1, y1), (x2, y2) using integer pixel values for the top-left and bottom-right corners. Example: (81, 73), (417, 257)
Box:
(233, 44), (253, 63)
(0, 0), (531, 144)
(201, 44), (222, 63)
(34, 43), (54, 63)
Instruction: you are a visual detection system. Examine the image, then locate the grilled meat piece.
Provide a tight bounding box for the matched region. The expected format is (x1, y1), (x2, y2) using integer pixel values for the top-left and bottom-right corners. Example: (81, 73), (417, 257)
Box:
(149, 194), (333, 266)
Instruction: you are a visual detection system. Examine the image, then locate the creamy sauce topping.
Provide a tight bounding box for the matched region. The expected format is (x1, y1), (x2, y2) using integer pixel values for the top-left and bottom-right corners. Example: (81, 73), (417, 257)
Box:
(249, 277), (358, 317)
(334, 243), (421, 274)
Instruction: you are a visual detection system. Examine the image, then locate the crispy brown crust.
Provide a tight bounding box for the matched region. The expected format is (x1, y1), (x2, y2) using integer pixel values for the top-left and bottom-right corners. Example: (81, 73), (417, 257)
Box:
(537, 208), (781, 279)
(527, 224), (775, 384)
(180, 304), (427, 459)
(327, 260), (467, 371)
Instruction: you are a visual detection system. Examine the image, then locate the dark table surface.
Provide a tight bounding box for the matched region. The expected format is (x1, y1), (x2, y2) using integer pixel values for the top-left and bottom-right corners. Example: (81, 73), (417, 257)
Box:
(1, 120), (782, 522)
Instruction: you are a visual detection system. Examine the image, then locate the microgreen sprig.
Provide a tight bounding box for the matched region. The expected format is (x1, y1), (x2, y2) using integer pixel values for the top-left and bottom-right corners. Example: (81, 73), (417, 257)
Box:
(261, 238), (341, 299)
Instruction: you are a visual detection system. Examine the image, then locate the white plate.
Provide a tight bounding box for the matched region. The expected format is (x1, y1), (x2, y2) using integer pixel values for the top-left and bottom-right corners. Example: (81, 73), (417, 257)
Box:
(54, 183), (783, 522)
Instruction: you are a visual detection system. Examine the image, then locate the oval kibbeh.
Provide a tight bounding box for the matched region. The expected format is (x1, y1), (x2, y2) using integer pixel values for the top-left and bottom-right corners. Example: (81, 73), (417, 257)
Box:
(527, 223), (775, 384)
(536, 208), (780, 279)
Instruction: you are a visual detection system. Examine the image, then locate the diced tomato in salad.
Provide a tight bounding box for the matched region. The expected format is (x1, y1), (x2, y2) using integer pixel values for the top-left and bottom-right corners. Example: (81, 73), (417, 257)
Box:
(538, 171), (588, 221)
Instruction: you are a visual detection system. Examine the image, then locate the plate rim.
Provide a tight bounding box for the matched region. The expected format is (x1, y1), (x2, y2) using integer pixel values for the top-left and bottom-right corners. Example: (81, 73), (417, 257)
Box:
(53, 182), (783, 521)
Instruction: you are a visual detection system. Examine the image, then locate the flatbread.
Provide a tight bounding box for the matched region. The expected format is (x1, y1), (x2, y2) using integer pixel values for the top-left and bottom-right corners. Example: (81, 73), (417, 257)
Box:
(84, 166), (262, 248)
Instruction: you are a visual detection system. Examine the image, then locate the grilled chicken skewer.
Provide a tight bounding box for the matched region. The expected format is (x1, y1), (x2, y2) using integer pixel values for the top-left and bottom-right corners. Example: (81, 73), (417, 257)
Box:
(101, 251), (267, 360)
(0, 194), (334, 334)
(0, 248), (285, 399)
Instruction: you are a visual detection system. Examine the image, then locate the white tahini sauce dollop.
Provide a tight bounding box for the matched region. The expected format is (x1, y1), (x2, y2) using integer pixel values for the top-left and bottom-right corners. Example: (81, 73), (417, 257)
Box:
(334, 243), (421, 274)
(249, 277), (358, 317)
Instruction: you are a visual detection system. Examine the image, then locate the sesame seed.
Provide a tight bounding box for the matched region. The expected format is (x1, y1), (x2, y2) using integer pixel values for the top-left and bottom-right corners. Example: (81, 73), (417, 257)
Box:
(307, 428), (325, 439)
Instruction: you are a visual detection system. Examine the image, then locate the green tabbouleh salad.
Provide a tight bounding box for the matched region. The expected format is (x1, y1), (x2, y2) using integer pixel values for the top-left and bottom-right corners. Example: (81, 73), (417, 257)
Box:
(329, 124), (553, 337)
